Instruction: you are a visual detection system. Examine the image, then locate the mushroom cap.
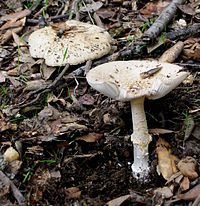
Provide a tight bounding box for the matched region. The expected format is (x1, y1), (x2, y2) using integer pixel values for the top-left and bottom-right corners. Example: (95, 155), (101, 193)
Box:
(28, 20), (113, 66)
(86, 60), (189, 101)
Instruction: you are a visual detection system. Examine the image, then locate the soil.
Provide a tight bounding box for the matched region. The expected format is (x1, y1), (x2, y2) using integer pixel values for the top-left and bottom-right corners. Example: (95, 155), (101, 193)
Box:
(0, 0), (199, 206)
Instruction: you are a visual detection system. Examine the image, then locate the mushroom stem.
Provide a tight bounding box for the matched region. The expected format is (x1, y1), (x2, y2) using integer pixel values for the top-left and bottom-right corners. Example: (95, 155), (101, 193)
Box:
(130, 97), (152, 180)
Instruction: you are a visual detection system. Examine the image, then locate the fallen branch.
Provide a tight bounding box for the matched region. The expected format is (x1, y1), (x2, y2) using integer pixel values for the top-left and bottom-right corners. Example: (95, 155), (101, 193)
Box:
(0, 171), (25, 205)
(166, 23), (200, 41)
(142, 0), (187, 41)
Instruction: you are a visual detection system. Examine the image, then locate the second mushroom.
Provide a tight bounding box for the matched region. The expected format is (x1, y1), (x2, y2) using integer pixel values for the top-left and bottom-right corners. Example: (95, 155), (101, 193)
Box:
(86, 60), (188, 181)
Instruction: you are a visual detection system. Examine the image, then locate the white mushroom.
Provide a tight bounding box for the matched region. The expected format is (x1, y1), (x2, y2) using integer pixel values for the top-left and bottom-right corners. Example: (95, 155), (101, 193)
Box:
(29, 20), (113, 66)
(86, 60), (189, 181)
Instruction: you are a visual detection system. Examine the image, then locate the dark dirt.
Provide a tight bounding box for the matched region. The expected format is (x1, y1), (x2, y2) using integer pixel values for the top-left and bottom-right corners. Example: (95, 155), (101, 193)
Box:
(0, 0), (200, 206)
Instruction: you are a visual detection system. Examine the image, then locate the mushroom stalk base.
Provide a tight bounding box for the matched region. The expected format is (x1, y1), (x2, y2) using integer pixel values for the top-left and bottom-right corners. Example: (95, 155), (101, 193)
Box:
(130, 97), (152, 180)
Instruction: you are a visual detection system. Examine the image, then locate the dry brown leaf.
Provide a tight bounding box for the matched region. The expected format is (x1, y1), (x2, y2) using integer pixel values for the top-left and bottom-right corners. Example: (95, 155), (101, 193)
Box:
(183, 115), (195, 142)
(1, 27), (23, 45)
(156, 138), (178, 180)
(0, 121), (17, 132)
(149, 128), (174, 135)
(65, 187), (81, 199)
(80, 2), (103, 12)
(12, 31), (27, 46)
(0, 9), (31, 21)
(0, 19), (23, 31)
(159, 41), (184, 63)
(77, 133), (103, 142)
(178, 184), (200, 201)
(154, 186), (173, 199)
(140, 0), (170, 16)
(177, 156), (198, 180)
(24, 79), (48, 91)
(106, 194), (131, 206)
(78, 94), (95, 105)
(183, 38), (200, 60)
(180, 176), (190, 191)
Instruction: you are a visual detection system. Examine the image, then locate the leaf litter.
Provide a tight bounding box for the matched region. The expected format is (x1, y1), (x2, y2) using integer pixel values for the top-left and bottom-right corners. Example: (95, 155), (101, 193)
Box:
(0, 0), (199, 205)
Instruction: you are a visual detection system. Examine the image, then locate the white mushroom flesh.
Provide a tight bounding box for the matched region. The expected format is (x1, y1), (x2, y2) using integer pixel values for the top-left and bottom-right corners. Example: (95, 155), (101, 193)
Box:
(29, 20), (113, 66)
(86, 60), (188, 101)
(86, 60), (188, 181)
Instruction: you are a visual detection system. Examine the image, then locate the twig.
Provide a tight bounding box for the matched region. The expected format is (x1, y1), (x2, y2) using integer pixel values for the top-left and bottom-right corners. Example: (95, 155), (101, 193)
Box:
(15, 64), (70, 108)
(0, 171), (25, 205)
(166, 23), (200, 41)
(142, 0), (187, 42)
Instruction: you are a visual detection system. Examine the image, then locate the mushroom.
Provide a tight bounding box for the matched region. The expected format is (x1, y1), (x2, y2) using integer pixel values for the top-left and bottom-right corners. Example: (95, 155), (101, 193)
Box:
(86, 60), (188, 180)
(29, 20), (113, 66)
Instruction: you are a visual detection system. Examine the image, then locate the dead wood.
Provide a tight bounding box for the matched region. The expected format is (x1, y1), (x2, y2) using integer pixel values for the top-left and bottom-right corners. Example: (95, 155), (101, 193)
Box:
(142, 0), (187, 42)
(0, 171), (25, 205)
(166, 23), (200, 41)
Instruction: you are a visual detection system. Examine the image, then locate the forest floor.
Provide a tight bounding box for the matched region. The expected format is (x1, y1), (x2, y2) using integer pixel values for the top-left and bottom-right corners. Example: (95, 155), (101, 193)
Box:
(0, 0), (199, 205)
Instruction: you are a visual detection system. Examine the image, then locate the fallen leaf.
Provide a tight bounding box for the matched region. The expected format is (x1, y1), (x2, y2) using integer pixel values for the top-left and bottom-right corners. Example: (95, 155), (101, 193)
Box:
(65, 187), (81, 199)
(0, 121), (17, 132)
(178, 184), (200, 201)
(1, 27), (23, 45)
(24, 79), (48, 91)
(177, 4), (196, 16)
(106, 194), (131, 206)
(80, 2), (103, 12)
(149, 128), (174, 135)
(192, 125), (200, 140)
(180, 176), (190, 191)
(183, 115), (195, 142)
(177, 156), (198, 180)
(41, 63), (57, 80)
(78, 94), (95, 105)
(0, 19), (24, 31)
(154, 186), (173, 199)
(140, 0), (170, 17)
(76, 133), (103, 142)
(156, 138), (178, 180)
(0, 9), (31, 21)
(0, 71), (7, 83)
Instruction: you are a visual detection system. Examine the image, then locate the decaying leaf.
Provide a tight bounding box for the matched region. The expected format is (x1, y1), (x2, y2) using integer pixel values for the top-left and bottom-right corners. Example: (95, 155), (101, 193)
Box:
(183, 37), (200, 60)
(140, 0), (170, 17)
(106, 194), (131, 206)
(156, 138), (178, 180)
(154, 186), (173, 199)
(180, 176), (190, 191)
(149, 128), (174, 135)
(24, 79), (48, 91)
(177, 156), (198, 180)
(0, 121), (17, 132)
(183, 115), (195, 143)
(76, 133), (103, 142)
(78, 94), (95, 105)
(0, 9), (31, 21)
(65, 187), (81, 199)
(177, 184), (200, 201)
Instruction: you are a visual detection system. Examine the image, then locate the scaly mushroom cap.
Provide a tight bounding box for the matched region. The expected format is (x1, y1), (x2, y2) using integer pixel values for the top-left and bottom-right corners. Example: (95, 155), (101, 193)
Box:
(86, 60), (188, 101)
(28, 20), (113, 66)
